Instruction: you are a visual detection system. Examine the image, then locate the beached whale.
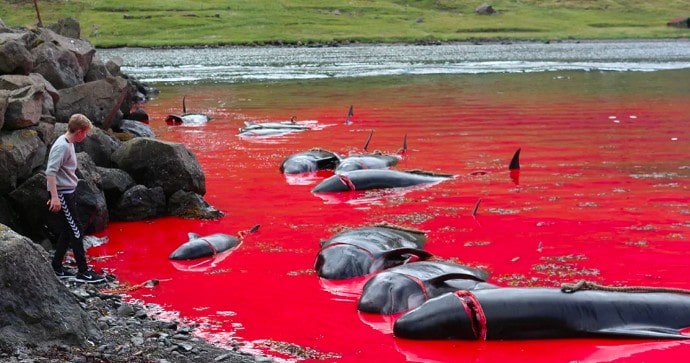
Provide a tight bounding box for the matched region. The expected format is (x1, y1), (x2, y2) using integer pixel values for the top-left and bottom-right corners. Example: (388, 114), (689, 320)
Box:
(393, 287), (690, 340)
(335, 153), (401, 173)
(312, 169), (454, 193)
(280, 148), (341, 174)
(357, 260), (496, 314)
(335, 132), (406, 173)
(315, 224), (432, 279)
(169, 232), (241, 260)
(238, 117), (315, 137)
(165, 96), (210, 125)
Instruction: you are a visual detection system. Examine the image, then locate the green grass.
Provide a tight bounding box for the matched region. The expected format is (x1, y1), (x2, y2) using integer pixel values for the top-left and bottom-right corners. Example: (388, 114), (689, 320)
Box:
(1, 0), (687, 47)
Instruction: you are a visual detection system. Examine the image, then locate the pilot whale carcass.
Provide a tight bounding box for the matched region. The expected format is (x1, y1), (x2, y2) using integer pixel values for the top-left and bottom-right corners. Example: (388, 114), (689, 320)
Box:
(394, 287), (690, 340)
(315, 224), (432, 280)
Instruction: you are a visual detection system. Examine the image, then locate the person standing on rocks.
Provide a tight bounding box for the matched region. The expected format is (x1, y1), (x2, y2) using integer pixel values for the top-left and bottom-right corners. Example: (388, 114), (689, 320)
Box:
(46, 113), (106, 283)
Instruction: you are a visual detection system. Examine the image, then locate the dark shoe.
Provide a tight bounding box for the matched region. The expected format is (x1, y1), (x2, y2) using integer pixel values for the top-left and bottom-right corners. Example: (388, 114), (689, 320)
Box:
(74, 269), (106, 284)
(54, 266), (76, 280)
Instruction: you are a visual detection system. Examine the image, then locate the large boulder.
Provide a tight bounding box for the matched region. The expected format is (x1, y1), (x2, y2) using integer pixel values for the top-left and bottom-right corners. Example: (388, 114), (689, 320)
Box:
(0, 35), (33, 75)
(55, 76), (129, 128)
(84, 56), (111, 82)
(119, 118), (154, 138)
(0, 128), (46, 194)
(47, 16), (81, 39)
(34, 27), (95, 75)
(111, 138), (206, 197)
(3, 85), (44, 129)
(7, 173), (52, 242)
(0, 73), (60, 128)
(168, 190), (223, 220)
(109, 184), (166, 221)
(31, 40), (85, 89)
(97, 166), (135, 207)
(0, 224), (100, 352)
(74, 152), (109, 233)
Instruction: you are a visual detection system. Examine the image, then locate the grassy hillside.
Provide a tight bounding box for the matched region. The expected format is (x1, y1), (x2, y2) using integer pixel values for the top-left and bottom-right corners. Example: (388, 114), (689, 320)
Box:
(1, 0), (688, 47)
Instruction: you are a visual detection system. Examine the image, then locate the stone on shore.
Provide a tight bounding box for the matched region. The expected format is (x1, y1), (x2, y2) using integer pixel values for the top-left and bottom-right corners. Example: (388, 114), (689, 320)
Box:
(0, 224), (100, 352)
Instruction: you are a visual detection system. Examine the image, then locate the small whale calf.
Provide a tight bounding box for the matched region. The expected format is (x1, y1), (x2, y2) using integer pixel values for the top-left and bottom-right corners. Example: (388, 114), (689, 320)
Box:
(169, 232), (241, 260)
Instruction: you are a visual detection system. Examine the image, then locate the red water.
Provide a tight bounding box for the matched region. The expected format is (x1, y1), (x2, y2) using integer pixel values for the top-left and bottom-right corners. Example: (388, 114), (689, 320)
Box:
(91, 71), (690, 362)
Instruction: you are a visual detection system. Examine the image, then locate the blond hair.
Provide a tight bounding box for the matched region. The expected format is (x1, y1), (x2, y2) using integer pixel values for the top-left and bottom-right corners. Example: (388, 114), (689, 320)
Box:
(67, 113), (93, 133)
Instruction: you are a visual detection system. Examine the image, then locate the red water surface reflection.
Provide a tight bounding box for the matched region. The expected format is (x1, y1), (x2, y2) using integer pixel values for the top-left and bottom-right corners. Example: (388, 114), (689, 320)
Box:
(91, 71), (690, 362)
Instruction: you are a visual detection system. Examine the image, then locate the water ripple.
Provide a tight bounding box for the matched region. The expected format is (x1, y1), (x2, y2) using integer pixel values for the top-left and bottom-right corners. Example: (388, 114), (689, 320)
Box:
(97, 40), (690, 84)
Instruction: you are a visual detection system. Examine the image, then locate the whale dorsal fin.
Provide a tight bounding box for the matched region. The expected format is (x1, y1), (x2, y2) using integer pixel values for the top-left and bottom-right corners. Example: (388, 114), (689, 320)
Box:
(345, 105), (354, 125)
(509, 147), (521, 170)
(382, 248), (433, 260)
(369, 248), (434, 274)
(188, 232), (200, 240)
(428, 271), (489, 285)
(363, 129), (374, 151)
(399, 134), (408, 154)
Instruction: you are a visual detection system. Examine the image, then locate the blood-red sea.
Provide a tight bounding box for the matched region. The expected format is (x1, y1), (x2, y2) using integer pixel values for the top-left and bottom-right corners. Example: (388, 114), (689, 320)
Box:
(90, 71), (690, 362)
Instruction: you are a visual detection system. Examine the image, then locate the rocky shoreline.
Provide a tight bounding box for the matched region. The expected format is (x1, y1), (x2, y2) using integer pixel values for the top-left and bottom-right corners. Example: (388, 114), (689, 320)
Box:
(1, 270), (267, 363)
(0, 17), (270, 363)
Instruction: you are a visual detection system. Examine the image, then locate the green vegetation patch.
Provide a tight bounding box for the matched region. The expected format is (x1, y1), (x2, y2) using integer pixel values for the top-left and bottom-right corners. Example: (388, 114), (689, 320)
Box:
(1, 0), (687, 47)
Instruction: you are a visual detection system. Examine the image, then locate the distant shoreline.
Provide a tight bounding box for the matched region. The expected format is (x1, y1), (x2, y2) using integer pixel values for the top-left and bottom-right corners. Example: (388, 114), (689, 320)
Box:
(94, 37), (690, 50)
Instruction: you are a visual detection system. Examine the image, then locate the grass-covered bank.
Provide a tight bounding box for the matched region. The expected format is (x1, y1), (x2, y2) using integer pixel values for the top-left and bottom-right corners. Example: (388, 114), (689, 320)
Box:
(1, 0), (688, 47)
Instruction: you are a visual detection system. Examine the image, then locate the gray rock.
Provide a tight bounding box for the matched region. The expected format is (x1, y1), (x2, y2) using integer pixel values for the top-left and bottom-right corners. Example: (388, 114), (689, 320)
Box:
(0, 37), (33, 75)
(105, 56), (123, 77)
(47, 17), (81, 39)
(110, 184), (166, 221)
(96, 166), (135, 206)
(6, 173), (50, 241)
(0, 73), (60, 118)
(111, 138), (206, 197)
(116, 304), (135, 317)
(31, 41), (84, 89)
(84, 56), (111, 82)
(475, 3), (496, 15)
(3, 85), (44, 129)
(168, 190), (223, 220)
(34, 27), (95, 74)
(74, 152), (109, 233)
(0, 224), (100, 352)
(55, 76), (128, 128)
(119, 118), (155, 138)
(0, 128), (46, 194)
